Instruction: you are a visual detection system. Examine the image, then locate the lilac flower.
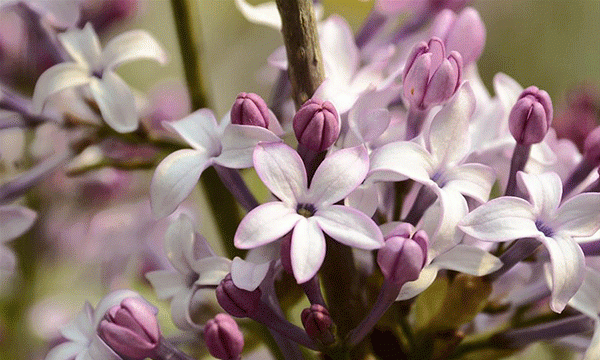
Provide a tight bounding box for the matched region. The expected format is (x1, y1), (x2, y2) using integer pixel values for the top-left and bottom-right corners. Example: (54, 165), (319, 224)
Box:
(0, 205), (37, 276)
(150, 109), (281, 218)
(234, 142), (384, 283)
(145, 214), (231, 330)
(32, 23), (167, 133)
(460, 171), (600, 313)
(567, 267), (600, 360)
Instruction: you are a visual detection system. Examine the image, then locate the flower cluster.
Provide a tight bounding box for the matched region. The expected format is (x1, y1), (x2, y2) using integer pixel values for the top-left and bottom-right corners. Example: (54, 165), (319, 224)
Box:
(1, 1), (599, 360)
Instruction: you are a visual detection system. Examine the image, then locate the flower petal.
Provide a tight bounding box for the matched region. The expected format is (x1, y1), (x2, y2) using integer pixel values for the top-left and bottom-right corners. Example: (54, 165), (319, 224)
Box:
(440, 163), (495, 203)
(554, 192), (600, 237)
(215, 124), (282, 169)
(345, 184), (379, 218)
(396, 266), (439, 301)
(584, 325), (600, 360)
(569, 268), (600, 319)
(291, 217), (326, 284)
(164, 109), (221, 153)
(540, 234), (585, 313)
(253, 142), (307, 206)
(164, 213), (196, 274)
(422, 188), (468, 259)
(58, 23), (101, 69)
(315, 205), (384, 250)
(89, 73), (138, 133)
(0, 246), (16, 274)
(459, 196), (539, 242)
(150, 149), (210, 218)
(234, 0), (282, 29)
(517, 171), (562, 219)
(433, 245), (502, 276)
(231, 257), (270, 291)
(145, 270), (187, 300)
(319, 16), (359, 87)
(32, 63), (91, 114)
(367, 141), (435, 184)
(170, 288), (203, 331)
(93, 289), (144, 326)
(0, 205), (37, 243)
(234, 202), (301, 249)
(307, 146), (369, 207)
(191, 257), (231, 286)
(102, 30), (167, 70)
(45, 342), (86, 360)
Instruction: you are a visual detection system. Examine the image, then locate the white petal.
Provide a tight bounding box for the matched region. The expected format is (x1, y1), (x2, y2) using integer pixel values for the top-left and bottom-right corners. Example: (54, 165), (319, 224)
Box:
(253, 142), (307, 206)
(45, 342), (86, 360)
(150, 149), (210, 218)
(93, 289), (143, 326)
(315, 205), (384, 250)
(234, 202), (301, 249)
(231, 257), (270, 291)
(433, 245), (502, 276)
(165, 109), (221, 153)
(32, 63), (91, 114)
(145, 270), (187, 300)
(60, 302), (93, 342)
(423, 189), (468, 258)
(234, 0), (282, 29)
(307, 146), (369, 207)
(345, 184), (379, 218)
(459, 197), (539, 242)
(58, 23), (101, 69)
(396, 266), (439, 301)
(584, 324), (600, 360)
(215, 124), (282, 169)
(191, 257), (231, 286)
(102, 30), (167, 70)
(540, 234), (585, 313)
(554, 193), (600, 237)
(367, 141), (435, 184)
(440, 163), (495, 203)
(0, 246), (16, 274)
(86, 335), (121, 360)
(164, 213), (196, 274)
(517, 172), (562, 219)
(89, 73), (138, 133)
(319, 16), (359, 86)
(426, 82), (475, 165)
(170, 288), (202, 331)
(0, 205), (37, 243)
(291, 218), (326, 284)
(569, 268), (600, 319)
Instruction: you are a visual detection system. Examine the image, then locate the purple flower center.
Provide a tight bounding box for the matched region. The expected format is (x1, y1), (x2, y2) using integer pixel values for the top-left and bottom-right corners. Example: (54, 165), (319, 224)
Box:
(535, 220), (554, 237)
(296, 203), (316, 218)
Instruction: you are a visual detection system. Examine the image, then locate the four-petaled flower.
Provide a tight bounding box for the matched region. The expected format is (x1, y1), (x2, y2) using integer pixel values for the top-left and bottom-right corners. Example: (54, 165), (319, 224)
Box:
(234, 142), (384, 284)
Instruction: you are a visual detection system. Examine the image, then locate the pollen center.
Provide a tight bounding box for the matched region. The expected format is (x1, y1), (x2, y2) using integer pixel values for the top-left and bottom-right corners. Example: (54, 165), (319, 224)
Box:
(296, 203), (316, 218)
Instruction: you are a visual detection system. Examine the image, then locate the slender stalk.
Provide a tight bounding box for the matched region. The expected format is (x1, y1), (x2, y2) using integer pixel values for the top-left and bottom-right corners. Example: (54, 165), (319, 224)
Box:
(505, 143), (531, 197)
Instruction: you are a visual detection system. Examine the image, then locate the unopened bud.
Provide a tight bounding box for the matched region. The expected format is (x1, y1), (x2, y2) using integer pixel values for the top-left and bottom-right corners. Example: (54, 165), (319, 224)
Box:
(377, 230), (428, 285)
(231, 92), (270, 128)
(203, 313), (244, 360)
(431, 7), (486, 66)
(583, 126), (600, 165)
(301, 304), (334, 345)
(98, 297), (161, 360)
(509, 86), (553, 145)
(293, 99), (340, 152)
(403, 37), (463, 110)
(216, 274), (262, 318)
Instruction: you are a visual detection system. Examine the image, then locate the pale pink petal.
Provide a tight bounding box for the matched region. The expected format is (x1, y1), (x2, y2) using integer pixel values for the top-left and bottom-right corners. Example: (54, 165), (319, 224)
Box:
(0, 246), (16, 274)
(45, 342), (87, 360)
(367, 141), (435, 184)
(307, 146), (369, 207)
(0, 205), (37, 243)
(150, 149), (211, 218)
(459, 197), (539, 242)
(440, 163), (495, 203)
(345, 184), (379, 218)
(569, 268), (600, 319)
(234, 202), (301, 249)
(291, 217), (326, 284)
(191, 257), (231, 286)
(102, 30), (167, 70)
(554, 193), (600, 237)
(396, 266), (439, 301)
(32, 63), (91, 114)
(314, 205), (384, 250)
(540, 234), (585, 313)
(231, 257), (270, 291)
(215, 124), (282, 169)
(319, 16), (359, 86)
(517, 172), (562, 218)
(60, 302), (93, 342)
(86, 335), (122, 360)
(163, 213), (195, 274)
(93, 289), (144, 326)
(164, 109), (221, 153)
(145, 270), (187, 300)
(58, 23), (101, 69)
(433, 245), (502, 275)
(422, 188), (468, 259)
(89, 73), (138, 133)
(253, 143), (307, 206)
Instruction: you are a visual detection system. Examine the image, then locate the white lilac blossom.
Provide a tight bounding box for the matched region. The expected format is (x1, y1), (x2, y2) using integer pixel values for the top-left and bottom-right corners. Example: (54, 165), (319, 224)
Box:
(145, 213), (231, 330)
(44, 290), (146, 360)
(32, 23), (167, 133)
(150, 109), (281, 218)
(0, 204), (36, 275)
(234, 142), (384, 283)
(567, 268), (600, 360)
(460, 171), (600, 313)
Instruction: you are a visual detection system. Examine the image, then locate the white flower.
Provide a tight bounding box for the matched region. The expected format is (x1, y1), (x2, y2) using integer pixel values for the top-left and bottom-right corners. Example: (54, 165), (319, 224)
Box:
(150, 109), (281, 218)
(32, 23), (167, 133)
(459, 171), (600, 313)
(0, 205), (36, 276)
(234, 142), (384, 283)
(567, 267), (600, 360)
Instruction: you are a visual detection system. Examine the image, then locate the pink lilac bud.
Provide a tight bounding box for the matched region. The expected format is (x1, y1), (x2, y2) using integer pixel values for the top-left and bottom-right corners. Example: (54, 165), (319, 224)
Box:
(431, 7), (486, 66)
(301, 304), (334, 345)
(231, 92), (270, 128)
(216, 274), (262, 318)
(583, 126), (600, 166)
(293, 98), (340, 152)
(509, 86), (553, 145)
(98, 297), (161, 360)
(402, 37), (463, 110)
(203, 313), (244, 360)
(553, 85), (599, 150)
(377, 230), (428, 285)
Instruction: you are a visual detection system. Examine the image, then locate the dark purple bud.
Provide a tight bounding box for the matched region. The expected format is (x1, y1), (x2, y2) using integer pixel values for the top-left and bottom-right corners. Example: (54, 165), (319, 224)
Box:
(509, 86), (553, 145)
(293, 98), (340, 152)
(377, 230), (428, 285)
(403, 37), (463, 110)
(203, 313), (244, 360)
(231, 92), (270, 128)
(301, 304), (334, 345)
(216, 274), (262, 318)
(583, 126), (600, 165)
(98, 297), (161, 360)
